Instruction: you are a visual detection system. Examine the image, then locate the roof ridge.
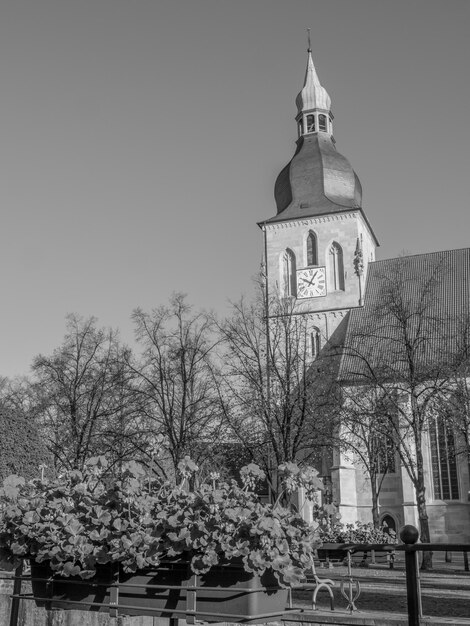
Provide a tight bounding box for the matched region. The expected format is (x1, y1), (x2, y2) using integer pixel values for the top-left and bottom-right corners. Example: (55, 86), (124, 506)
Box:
(371, 247), (470, 266)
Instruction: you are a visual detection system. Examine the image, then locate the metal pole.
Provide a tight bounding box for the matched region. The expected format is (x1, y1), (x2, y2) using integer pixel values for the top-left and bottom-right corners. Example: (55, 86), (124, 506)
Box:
(186, 574), (197, 625)
(9, 562), (23, 626)
(400, 525), (421, 626)
(404, 547), (420, 626)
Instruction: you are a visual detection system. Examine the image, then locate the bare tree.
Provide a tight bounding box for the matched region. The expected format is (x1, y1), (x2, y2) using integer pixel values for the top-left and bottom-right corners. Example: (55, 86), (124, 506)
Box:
(0, 376), (35, 414)
(339, 255), (458, 568)
(215, 289), (333, 501)
(94, 354), (150, 474)
(32, 314), (139, 471)
(339, 385), (398, 528)
(128, 294), (223, 479)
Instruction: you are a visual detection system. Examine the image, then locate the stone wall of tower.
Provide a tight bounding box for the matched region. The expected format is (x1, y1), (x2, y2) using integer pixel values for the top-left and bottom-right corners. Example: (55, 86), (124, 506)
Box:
(265, 210), (376, 341)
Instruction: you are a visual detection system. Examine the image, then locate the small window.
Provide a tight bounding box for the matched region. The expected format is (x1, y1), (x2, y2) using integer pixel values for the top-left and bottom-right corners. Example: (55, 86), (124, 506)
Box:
(310, 328), (321, 359)
(328, 242), (345, 291)
(319, 114), (327, 132)
(281, 249), (297, 297)
(306, 114), (315, 133)
(297, 119), (303, 137)
(307, 231), (317, 266)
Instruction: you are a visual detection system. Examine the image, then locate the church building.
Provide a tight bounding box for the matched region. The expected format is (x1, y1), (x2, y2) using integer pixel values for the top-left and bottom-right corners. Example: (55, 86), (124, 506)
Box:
(259, 46), (470, 542)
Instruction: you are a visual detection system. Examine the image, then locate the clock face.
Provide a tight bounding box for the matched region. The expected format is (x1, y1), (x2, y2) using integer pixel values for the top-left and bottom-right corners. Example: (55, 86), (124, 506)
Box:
(296, 267), (327, 298)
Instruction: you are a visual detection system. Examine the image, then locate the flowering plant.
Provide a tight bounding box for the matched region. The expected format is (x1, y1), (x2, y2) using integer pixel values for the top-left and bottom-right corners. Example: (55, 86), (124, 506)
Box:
(317, 520), (397, 545)
(0, 456), (324, 587)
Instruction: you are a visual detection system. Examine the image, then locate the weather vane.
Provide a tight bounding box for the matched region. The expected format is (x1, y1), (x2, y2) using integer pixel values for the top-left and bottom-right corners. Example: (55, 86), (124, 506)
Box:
(307, 28), (311, 52)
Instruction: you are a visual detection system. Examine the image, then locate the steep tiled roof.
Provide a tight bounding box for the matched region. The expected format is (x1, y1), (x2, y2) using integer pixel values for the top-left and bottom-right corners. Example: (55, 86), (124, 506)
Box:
(338, 248), (470, 383)
(267, 134), (363, 223)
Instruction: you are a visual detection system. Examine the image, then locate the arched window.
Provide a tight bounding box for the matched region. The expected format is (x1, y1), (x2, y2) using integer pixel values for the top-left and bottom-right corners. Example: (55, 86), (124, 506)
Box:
(328, 242), (345, 291)
(297, 119), (303, 137)
(306, 114), (315, 133)
(375, 432), (397, 473)
(319, 114), (327, 132)
(281, 249), (297, 297)
(307, 231), (318, 266)
(310, 327), (321, 359)
(429, 414), (459, 500)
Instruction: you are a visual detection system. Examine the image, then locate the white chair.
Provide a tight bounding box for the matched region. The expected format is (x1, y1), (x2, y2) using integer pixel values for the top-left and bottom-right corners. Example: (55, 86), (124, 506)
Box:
(287, 560), (335, 611)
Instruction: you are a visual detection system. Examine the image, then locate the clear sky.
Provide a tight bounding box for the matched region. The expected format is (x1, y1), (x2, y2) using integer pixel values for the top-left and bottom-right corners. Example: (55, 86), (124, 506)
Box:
(1, 0), (469, 378)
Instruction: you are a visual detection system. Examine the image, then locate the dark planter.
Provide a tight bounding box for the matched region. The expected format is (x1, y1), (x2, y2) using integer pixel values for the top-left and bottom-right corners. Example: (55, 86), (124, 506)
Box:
(317, 543), (349, 562)
(30, 560), (288, 623)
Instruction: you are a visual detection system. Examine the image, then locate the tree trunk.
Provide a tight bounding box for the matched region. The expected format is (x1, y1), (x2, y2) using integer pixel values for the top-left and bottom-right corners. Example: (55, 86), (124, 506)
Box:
(411, 421), (433, 570)
(370, 474), (380, 528)
(415, 481), (433, 570)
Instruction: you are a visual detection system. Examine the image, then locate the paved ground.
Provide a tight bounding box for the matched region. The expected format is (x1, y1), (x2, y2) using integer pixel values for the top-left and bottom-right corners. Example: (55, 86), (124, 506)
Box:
(290, 550), (470, 623)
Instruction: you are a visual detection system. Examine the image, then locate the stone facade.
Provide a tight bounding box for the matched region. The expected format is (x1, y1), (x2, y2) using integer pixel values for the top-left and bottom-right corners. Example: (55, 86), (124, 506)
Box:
(331, 420), (470, 541)
(264, 211), (375, 343)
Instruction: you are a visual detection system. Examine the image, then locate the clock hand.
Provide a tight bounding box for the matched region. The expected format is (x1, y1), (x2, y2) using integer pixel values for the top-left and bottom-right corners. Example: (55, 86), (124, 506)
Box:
(303, 273), (317, 287)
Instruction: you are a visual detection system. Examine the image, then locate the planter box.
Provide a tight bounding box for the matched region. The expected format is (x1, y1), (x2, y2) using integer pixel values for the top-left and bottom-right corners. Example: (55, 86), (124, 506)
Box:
(317, 544), (349, 562)
(30, 560), (288, 623)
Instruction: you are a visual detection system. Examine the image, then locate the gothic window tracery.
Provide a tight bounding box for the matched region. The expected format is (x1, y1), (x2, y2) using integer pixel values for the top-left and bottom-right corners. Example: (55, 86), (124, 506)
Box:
(375, 433), (397, 474)
(429, 414), (459, 500)
(328, 242), (345, 291)
(370, 391), (398, 475)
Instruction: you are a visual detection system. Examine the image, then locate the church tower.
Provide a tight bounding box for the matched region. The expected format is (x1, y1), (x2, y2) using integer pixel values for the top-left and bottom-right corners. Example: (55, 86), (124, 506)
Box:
(260, 45), (378, 349)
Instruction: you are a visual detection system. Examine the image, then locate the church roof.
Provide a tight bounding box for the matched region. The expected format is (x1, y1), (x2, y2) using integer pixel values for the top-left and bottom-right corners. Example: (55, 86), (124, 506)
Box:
(338, 248), (470, 383)
(267, 133), (363, 224)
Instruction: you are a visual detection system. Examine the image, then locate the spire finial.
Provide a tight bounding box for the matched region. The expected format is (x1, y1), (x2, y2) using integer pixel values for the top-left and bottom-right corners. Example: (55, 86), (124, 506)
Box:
(295, 35), (332, 127)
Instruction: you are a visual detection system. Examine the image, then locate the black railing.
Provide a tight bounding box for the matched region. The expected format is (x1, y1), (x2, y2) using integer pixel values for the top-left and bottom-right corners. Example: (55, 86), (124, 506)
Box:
(395, 525), (470, 626)
(4, 529), (470, 626)
(315, 527), (470, 626)
(4, 563), (294, 626)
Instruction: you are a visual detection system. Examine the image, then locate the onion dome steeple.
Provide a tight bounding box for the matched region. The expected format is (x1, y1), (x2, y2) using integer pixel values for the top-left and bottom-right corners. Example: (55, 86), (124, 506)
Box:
(267, 40), (364, 224)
